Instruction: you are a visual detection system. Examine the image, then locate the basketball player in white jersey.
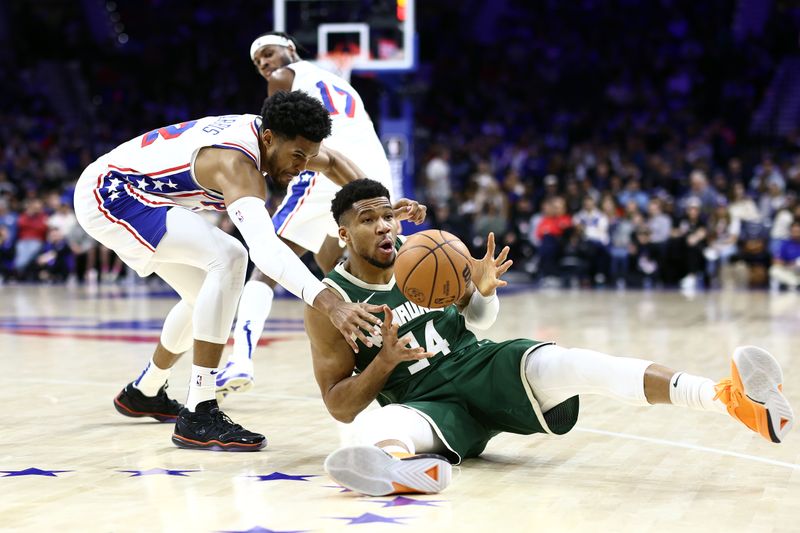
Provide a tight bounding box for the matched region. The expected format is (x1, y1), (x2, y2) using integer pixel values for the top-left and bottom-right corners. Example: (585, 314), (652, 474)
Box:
(215, 32), (417, 398)
(74, 91), (413, 451)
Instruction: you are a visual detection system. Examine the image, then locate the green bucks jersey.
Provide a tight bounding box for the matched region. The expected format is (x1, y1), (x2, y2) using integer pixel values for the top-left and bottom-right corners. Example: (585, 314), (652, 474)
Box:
(323, 256), (478, 393)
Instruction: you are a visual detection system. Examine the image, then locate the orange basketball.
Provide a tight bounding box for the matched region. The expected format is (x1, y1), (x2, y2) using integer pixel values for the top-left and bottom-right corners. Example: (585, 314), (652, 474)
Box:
(395, 230), (473, 308)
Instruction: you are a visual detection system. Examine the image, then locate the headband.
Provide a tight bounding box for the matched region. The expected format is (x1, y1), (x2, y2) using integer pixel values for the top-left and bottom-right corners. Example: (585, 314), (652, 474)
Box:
(250, 35), (295, 60)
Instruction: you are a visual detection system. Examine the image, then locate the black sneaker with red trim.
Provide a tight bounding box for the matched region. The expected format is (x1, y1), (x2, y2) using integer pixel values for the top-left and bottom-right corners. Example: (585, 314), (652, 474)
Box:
(171, 400), (266, 451)
(113, 381), (182, 422)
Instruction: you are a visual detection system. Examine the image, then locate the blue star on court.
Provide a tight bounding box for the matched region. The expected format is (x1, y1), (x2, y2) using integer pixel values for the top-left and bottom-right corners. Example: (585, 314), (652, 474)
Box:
(118, 468), (200, 477)
(217, 527), (307, 533)
(0, 468), (72, 477)
(248, 472), (319, 482)
(330, 513), (413, 525)
(366, 496), (445, 507)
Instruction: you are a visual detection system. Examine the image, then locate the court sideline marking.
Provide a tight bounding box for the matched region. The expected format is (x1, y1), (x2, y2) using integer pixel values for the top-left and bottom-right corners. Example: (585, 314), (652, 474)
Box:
(576, 427), (800, 471)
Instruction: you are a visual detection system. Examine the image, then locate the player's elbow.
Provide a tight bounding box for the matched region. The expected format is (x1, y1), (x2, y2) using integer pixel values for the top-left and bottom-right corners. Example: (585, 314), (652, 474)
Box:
(327, 405), (356, 424)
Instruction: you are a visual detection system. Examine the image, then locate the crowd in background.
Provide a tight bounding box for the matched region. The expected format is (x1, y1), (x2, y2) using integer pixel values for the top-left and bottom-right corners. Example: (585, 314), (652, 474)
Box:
(3, 0), (800, 290)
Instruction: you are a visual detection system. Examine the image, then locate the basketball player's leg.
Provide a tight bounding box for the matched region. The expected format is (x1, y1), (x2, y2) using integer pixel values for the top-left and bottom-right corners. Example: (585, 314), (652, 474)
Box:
(525, 343), (794, 443)
(139, 207), (264, 450)
(113, 296), (195, 422)
(216, 236), (309, 399)
(325, 404), (461, 496)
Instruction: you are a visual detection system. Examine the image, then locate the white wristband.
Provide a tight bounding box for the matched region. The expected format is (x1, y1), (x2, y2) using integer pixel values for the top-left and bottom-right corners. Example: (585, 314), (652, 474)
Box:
(461, 290), (500, 330)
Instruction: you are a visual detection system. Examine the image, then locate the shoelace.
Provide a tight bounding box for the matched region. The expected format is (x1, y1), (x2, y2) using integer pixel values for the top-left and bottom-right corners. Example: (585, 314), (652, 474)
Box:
(713, 378), (741, 409)
(156, 384), (182, 409)
(211, 410), (244, 432)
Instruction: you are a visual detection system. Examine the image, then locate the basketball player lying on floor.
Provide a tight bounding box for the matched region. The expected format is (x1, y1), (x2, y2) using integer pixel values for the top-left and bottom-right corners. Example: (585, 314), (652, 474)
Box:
(305, 179), (795, 497)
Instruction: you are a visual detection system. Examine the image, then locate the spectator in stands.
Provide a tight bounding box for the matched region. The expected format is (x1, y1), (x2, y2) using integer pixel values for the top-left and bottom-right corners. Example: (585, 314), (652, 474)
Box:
(424, 145), (451, 209)
(14, 198), (48, 279)
(769, 221), (800, 291)
(34, 227), (71, 282)
(728, 181), (762, 226)
(0, 172), (17, 199)
(608, 204), (636, 288)
(0, 225), (14, 281)
(473, 202), (508, 252)
(535, 196), (572, 283)
(684, 170), (722, 216)
(769, 194), (798, 257)
(668, 197), (708, 290)
(618, 177), (649, 214)
(66, 222), (95, 283)
(0, 198), (18, 243)
(759, 180), (787, 224)
(704, 202), (740, 285)
(750, 155), (785, 195)
(574, 195), (610, 285)
(629, 224), (659, 288)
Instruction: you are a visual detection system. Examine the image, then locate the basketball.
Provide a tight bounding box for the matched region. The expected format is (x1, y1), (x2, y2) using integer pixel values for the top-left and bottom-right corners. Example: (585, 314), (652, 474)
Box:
(394, 230), (473, 308)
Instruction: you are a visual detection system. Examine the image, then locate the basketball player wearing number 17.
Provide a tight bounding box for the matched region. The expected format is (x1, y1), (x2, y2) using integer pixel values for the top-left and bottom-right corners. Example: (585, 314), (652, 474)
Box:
(215, 32), (424, 399)
(305, 179), (794, 497)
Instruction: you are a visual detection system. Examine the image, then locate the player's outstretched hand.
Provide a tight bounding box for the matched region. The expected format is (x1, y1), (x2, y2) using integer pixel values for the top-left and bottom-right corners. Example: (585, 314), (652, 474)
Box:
(327, 300), (384, 353)
(471, 232), (512, 297)
(376, 306), (433, 365)
(392, 198), (427, 225)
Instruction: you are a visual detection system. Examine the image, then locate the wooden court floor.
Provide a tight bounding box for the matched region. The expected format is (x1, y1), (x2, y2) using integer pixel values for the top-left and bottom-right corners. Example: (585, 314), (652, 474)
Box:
(1, 283), (798, 533)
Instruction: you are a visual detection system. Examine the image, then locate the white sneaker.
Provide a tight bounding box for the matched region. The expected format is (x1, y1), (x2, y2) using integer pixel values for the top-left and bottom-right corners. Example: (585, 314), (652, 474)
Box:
(324, 445), (451, 496)
(215, 359), (254, 402)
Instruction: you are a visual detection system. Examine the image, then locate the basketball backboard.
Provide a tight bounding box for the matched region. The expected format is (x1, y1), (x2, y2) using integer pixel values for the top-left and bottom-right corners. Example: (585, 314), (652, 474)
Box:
(273, 0), (416, 74)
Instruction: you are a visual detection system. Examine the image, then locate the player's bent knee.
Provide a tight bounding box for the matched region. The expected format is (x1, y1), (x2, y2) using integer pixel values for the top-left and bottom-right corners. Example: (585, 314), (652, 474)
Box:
(213, 236), (248, 285)
(349, 405), (436, 453)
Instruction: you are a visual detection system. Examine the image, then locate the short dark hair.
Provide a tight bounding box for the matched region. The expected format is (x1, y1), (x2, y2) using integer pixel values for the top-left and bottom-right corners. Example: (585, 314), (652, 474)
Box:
(260, 91), (331, 143)
(331, 179), (391, 224)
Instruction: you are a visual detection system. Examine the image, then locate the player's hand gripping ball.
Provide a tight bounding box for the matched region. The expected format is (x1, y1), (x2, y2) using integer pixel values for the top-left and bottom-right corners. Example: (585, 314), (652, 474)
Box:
(394, 230), (472, 308)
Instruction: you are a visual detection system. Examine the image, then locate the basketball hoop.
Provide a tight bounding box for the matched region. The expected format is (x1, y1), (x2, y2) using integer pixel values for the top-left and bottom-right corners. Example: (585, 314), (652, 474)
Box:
(316, 51), (357, 83)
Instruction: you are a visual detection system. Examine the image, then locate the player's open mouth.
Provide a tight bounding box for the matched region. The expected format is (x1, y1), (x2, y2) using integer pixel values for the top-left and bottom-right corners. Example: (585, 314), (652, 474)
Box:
(378, 239), (393, 253)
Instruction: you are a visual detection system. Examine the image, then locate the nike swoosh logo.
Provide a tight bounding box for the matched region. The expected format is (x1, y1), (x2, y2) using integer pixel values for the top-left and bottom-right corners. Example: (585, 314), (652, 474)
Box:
(361, 293), (376, 304)
(672, 374), (681, 388)
(210, 370), (219, 375)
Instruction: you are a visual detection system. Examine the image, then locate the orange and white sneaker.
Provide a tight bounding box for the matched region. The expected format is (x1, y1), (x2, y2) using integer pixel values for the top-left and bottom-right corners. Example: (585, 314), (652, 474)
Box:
(324, 445), (451, 496)
(714, 346), (794, 443)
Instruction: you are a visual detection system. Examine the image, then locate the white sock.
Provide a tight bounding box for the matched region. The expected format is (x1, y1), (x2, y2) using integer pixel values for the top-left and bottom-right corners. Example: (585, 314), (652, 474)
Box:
(132, 357), (170, 396)
(186, 365), (217, 411)
(230, 281), (274, 364)
(668, 372), (728, 414)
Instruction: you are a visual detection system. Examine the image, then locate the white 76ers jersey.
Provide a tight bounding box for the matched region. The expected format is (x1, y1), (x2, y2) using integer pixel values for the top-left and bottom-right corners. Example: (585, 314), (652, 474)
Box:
(287, 61), (392, 193)
(100, 114), (262, 212)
